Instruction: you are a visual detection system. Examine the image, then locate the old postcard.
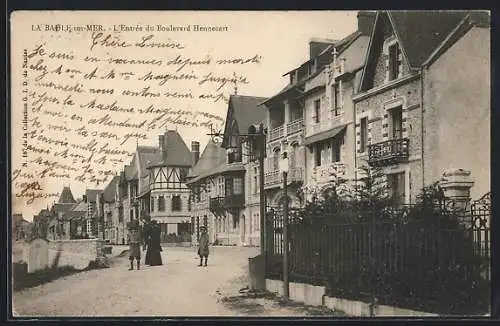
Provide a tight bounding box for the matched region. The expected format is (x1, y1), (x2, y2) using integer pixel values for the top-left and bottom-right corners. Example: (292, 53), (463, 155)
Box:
(10, 10), (491, 318)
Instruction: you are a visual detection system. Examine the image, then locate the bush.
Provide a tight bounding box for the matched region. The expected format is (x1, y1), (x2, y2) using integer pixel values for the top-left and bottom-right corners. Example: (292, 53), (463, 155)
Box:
(282, 175), (490, 315)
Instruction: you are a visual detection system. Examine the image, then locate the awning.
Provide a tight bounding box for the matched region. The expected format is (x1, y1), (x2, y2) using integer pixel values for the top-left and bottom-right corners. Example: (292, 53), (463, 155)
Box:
(304, 124), (346, 146)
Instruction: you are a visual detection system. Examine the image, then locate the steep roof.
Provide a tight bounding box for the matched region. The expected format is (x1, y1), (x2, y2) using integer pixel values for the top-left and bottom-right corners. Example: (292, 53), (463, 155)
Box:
(63, 201), (87, 220)
(137, 146), (161, 175)
(186, 162), (246, 185)
(188, 139), (227, 178)
(224, 95), (268, 139)
(388, 10), (470, 68)
(86, 189), (103, 202)
(103, 176), (120, 202)
(58, 186), (76, 204)
(158, 130), (193, 167)
(52, 203), (76, 215)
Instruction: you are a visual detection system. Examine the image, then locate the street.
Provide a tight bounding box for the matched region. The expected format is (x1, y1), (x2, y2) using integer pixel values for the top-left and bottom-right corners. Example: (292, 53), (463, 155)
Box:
(12, 246), (342, 317)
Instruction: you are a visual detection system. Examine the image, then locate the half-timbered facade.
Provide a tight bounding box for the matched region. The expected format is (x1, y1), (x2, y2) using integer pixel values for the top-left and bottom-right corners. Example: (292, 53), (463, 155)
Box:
(146, 130), (195, 239)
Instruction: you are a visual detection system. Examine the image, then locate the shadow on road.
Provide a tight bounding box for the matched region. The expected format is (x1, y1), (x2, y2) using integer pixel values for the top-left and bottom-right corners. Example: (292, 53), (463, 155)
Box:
(220, 289), (346, 317)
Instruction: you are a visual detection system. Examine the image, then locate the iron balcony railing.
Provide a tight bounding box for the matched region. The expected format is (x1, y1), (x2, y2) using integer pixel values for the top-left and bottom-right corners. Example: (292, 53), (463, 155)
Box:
(368, 138), (409, 167)
(209, 196), (225, 215)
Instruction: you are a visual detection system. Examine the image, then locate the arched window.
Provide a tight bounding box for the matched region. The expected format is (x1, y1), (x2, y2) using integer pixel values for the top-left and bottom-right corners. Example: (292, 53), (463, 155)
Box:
(172, 195), (181, 211)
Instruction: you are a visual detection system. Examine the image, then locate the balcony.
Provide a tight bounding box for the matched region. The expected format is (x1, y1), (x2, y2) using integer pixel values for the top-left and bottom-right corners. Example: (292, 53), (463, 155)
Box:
(224, 194), (245, 208)
(312, 162), (346, 184)
(209, 197), (225, 217)
(264, 167), (304, 188)
(269, 125), (284, 142)
(306, 113), (344, 138)
(368, 138), (409, 167)
(286, 119), (303, 135)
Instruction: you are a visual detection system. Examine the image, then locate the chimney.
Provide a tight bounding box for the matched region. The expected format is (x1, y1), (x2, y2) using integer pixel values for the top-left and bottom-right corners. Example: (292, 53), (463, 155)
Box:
(158, 134), (165, 158)
(357, 11), (376, 36)
(191, 141), (200, 165)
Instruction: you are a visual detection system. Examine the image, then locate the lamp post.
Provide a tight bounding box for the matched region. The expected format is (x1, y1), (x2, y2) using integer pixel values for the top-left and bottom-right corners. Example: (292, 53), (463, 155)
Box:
(279, 151), (290, 300)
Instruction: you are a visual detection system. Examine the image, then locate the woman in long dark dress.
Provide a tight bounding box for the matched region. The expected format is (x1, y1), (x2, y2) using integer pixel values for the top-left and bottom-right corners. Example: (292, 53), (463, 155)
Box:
(143, 222), (152, 266)
(145, 221), (163, 266)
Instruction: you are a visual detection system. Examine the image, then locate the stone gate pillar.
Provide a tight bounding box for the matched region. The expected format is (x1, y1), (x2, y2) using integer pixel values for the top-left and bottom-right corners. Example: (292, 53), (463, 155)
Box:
(439, 168), (474, 212)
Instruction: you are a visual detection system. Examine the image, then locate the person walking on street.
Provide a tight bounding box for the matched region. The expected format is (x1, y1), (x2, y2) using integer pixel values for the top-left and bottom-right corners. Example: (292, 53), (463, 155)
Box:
(145, 220), (163, 266)
(127, 219), (142, 271)
(198, 226), (209, 267)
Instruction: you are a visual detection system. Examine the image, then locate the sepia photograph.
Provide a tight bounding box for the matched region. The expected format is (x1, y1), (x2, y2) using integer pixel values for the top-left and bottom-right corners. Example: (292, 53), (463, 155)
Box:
(9, 10), (491, 318)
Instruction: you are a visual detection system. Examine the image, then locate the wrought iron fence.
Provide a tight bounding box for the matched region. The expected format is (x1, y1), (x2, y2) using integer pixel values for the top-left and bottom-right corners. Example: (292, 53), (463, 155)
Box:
(265, 194), (491, 315)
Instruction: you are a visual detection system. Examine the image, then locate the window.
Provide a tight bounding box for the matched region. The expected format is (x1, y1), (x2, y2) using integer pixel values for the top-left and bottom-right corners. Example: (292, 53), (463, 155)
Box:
(331, 138), (341, 162)
(172, 195), (181, 211)
(360, 117), (368, 153)
(273, 149), (280, 171)
(388, 43), (400, 81)
(203, 215), (208, 228)
(388, 172), (406, 207)
(333, 85), (341, 115)
(290, 73), (295, 84)
(225, 177), (233, 196)
(313, 99), (321, 123)
(158, 196), (166, 212)
(234, 177), (244, 195)
(314, 144), (322, 167)
(391, 107), (403, 140)
(118, 207), (123, 222)
(150, 197), (155, 213)
(253, 175), (258, 194)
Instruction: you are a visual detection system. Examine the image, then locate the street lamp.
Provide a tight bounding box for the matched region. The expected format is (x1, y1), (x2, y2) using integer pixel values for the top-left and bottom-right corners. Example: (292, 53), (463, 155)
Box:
(279, 151), (290, 300)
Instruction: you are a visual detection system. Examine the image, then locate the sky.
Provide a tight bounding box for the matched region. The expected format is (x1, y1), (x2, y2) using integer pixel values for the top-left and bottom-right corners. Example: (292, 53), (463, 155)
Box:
(11, 11), (359, 220)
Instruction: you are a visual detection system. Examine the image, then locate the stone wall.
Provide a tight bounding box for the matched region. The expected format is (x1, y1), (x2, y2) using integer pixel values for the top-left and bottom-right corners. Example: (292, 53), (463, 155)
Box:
(48, 239), (105, 270)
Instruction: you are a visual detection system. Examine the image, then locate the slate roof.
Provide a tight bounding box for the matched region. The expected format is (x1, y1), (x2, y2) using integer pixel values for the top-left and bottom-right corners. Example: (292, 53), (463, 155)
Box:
(228, 95), (268, 134)
(186, 162), (246, 185)
(147, 130), (193, 167)
(86, 189), (103, 203)
(188, 139), (227, 178)
(58, 186), (76, 204)
(52, 203), (76, 215)
(388, 10), (470, 68)
(103, 176), (120, 203)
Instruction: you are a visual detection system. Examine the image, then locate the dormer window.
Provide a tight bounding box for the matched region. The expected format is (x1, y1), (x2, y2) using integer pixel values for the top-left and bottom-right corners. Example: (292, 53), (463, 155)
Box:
(388, 43), (401, 81)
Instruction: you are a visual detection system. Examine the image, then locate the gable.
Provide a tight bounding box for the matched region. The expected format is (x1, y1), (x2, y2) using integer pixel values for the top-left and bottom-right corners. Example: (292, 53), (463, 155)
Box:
(360, 12), (411, 92)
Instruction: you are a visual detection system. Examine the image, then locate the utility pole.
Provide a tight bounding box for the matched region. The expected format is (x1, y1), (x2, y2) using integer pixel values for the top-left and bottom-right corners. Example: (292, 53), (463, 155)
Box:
(258, 123), (266, 256)
(280, 151), (290, 299)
